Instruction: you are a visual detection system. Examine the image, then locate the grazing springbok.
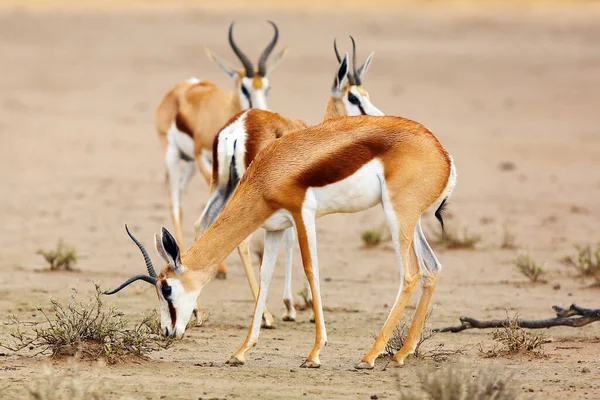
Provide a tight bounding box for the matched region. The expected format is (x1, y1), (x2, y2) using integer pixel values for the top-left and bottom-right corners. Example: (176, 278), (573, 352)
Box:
(155, 21), (287, 248)
(192, 38), (384, 326)
(105, 114), (456, 369)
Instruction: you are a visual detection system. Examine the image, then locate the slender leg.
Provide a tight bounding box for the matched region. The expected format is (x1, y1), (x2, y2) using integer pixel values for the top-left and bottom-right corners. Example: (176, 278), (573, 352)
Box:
(227, 230), (284, 365)
(305, 278), (315, 323)
(356, 187), (421, 369)
(392, 220), (442, 365)
(296, 208), (327, 368)
(195, 151), (212, 186)
(165, 143), (184, 247)
(282, 228), (297, 322)
(237, 236), (275, 328)
(192, 296), (204, 326)
(180, 160), (196, 194)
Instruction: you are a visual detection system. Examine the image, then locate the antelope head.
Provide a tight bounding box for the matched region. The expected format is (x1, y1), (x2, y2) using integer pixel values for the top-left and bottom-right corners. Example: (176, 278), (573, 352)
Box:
(331, 36), (383, 116)
(104, 225), (210, 339)
(205, 21), (287, 110)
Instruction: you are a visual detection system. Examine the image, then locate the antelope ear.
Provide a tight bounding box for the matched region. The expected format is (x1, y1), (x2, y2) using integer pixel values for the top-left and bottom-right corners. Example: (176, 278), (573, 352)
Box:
(265, 46), (288, 76)
(357, 52), (375, 81)
(204, 46), (238, 80)
(332, 52), (349, 98)
(161, 227), (183, 273)
(154, 233), (169, 264)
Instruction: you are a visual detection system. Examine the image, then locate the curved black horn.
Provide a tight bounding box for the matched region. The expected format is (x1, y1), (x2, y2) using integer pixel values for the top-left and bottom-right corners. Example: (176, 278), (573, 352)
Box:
(349, 35), (360, 86)
(103, 274), (157, 295)
(125, 224), (157, 278)
(257, 21), (279, 76)
(229, 21), (254, 77)
(333, 38), (342, 63)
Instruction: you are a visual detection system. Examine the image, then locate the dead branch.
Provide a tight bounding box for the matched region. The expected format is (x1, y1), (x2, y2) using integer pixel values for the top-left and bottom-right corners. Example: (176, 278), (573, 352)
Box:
(435, 304), (600, 333)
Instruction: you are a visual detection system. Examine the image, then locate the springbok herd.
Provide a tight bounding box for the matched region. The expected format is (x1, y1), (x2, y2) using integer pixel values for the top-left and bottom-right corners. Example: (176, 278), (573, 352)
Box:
(104, 21), (457, 369)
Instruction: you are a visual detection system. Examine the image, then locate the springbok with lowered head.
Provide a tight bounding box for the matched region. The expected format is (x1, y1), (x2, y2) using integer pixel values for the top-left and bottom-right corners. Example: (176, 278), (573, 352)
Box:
(193, 38), (384, 325)
(155, 21), (287, 247)
(105, 113), (456, 369)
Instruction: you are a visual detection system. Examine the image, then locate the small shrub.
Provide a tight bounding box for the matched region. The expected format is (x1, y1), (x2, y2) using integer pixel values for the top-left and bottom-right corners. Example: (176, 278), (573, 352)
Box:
(380, 310), (464, 362)
(479, 314), (545, 357)
(398, 366), (521, 400)
(27, 365), (103, 400)
(383, 311), (436, 358)
(1, 285), (171, 363)
(515, 253), (545, 283)
(294, 288), (312, 311)
(500, 225), (517, 250)
(561, 244), (600, 282)
(361, 230), (382, 247)
(434, 227), (481, 250)
(36, 240), (78, 271)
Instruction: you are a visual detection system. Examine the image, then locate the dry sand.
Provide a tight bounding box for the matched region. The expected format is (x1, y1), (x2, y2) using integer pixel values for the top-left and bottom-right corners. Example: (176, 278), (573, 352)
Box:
(0, 2), (599, 399)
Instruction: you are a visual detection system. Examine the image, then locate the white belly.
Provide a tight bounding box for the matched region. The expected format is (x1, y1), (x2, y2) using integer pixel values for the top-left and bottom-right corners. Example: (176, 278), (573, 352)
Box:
(262, 209), (294, 231)
(307, 159), (383, 218)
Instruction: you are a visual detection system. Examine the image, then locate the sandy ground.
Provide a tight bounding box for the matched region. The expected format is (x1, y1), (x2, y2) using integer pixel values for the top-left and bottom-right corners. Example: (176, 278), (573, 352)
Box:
(1, 3), (600, 399)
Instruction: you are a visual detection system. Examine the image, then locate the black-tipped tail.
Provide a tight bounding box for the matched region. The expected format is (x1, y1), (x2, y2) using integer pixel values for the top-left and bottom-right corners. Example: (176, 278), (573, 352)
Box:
(434, 198), (448, 234)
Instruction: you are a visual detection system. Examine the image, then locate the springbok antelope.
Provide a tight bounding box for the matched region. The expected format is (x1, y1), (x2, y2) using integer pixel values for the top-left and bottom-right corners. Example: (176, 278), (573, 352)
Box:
(193, 38), (383, 326)
(105, 114), (456, 369)
(155, 21), (287, 248)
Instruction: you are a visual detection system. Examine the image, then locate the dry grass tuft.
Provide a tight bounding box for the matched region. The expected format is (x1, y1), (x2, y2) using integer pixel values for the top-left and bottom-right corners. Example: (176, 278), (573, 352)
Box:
(1, 285), (171, 363)
(398, 366), (521, 400)
(500, 224), (517, 250)
(36, 240), (78, 271)
(434, 227), (481, 250)
(561, 244), (600, 282)
(479, 314), (545, 358)
(361, 229), (382, 247)
(294, 288), (313, 311)
(515, 253), (545, 283)
(382, 311), (466, 362)
(27, 365), (103, 400)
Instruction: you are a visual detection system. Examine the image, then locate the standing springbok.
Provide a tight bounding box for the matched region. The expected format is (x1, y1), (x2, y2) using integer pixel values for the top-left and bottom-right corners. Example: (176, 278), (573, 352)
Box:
(193, 38), (384, 326)
(155, 21), (287, 247)
(105, 114), (456, 369)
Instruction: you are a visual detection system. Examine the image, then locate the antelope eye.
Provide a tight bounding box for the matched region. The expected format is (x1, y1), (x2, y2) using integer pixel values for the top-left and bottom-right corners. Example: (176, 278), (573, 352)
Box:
(348, 92), (361, 105)
(161, 285), (172, 298)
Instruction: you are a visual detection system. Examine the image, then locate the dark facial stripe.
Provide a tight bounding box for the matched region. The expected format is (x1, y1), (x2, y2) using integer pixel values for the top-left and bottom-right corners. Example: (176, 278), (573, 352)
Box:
(347, 91), (366, 115)
(168, 300), (177, 329)
(241, 85), (252, 108)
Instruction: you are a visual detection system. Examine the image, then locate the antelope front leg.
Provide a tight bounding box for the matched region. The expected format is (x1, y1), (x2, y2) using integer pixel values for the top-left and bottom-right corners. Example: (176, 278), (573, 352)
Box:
(282, 228), (297, 322)
(295, 209), (327, 368)
(237, 236), (275, 328)
(165, 143), (184, 246)
(227, 230), (284, 366)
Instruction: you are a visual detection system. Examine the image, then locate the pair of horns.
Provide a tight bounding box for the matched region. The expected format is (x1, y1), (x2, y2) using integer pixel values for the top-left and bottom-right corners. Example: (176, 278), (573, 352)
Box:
(333, 36), (363, 86)
(103, 225), (157, 295)
(229, 20), (279, 78)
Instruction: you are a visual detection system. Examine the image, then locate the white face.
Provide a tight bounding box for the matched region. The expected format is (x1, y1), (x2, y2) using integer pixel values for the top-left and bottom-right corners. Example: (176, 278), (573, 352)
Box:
(342, 86), (384, 117)
(239, 76), (270, 110)
(158, 277), (201, 339)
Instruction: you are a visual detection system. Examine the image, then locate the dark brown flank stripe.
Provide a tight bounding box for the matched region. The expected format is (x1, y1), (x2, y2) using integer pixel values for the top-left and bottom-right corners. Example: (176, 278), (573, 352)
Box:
(175, 112), (194, 138)
(296, 135), (395, 188)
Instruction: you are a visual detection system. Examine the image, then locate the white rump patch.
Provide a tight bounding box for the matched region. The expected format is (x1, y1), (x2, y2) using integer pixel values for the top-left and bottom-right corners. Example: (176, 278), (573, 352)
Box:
(187, 77), (201, 84)
(215, 111), (249, 186)
(167, 122), (195, 160)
